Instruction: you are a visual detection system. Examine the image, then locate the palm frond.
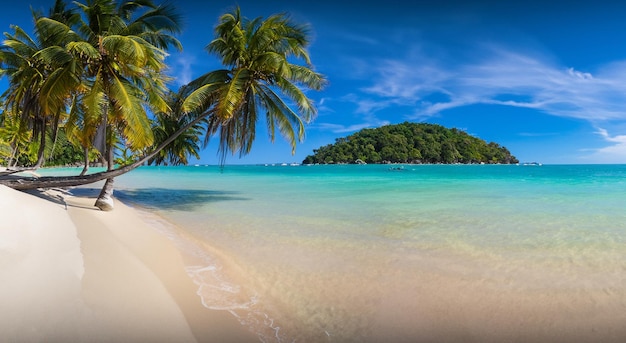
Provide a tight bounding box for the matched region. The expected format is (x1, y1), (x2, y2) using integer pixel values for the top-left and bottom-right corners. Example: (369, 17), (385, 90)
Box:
(34, 45), (73, 66)
(82, 73), (106, 124)
(102, 35), (148, 66)
(66, 40), (100, 60)
(276, 75), (316, 122)
(39, 63), (79, 114)
(35, 17), (79, 47)
(256, 83), (304, 151)
(130, 3), (183, 33)
(9, 25), (39, 50)
(108, 73), (153, 149)
(215, 68), (249, 120)
(181, 70), (232, 115)
(135, 31), (182, 51)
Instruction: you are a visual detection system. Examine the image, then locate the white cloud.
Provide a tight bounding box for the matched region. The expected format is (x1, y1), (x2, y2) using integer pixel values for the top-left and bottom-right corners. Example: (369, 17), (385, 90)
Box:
(314, 121), (389, 134)
(324, 45), (626, 162)
(595, 128), (626, 143)
(352, 46), (626, 122)
(336, 32), (379, 46)
(568, 67), (593, 80)
(172, 55), (196, 86)
(361, 60), (452, 100)
(582, 128), (626, 163)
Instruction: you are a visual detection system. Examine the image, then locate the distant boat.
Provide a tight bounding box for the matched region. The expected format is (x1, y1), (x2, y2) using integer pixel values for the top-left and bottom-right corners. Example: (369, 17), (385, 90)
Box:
(388, 166), (405, 171)
(522, 162), (542, 166)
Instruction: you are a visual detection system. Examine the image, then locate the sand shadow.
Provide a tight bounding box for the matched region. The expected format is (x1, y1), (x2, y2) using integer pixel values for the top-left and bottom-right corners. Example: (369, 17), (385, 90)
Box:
(112, 188), (249, 211)
(68, 187), (102, 198)
(23, 188), (69, 208)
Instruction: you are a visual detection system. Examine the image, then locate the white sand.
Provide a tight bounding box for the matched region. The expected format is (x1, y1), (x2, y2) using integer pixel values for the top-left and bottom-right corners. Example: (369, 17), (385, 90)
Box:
(0, 185), (257, 342)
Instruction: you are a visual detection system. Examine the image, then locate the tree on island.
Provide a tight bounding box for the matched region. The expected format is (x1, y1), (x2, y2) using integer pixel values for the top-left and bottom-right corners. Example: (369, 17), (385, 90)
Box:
(303, 122), (518, 165)
(0, 0), (325, 210)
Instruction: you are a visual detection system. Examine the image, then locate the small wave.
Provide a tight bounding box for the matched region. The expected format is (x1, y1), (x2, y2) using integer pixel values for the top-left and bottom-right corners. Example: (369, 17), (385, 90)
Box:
(130, 205), (291, 342)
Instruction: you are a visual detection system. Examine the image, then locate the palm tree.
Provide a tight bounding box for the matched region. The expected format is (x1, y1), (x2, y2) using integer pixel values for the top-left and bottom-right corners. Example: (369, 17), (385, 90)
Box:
(0, 24), (53, 168)
(182, 7), (326, 161)
(63, 0), (182, 209)
(64, 95), (101, 175)
(0, 6), (326, 212)
(0, 108), (32, 167)
(148, 92), (202, 166)
(0, 0), (80, 168)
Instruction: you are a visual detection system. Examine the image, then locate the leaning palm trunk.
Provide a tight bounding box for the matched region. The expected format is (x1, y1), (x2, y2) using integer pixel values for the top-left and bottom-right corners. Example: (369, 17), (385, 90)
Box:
(0, 115), (206, 205)
(33, 118), (47, 168)
(94, 140), (116, 211)
(79, 147), (89, 176)
(8, 144), (18, 168)
(95, 177), (115, 210)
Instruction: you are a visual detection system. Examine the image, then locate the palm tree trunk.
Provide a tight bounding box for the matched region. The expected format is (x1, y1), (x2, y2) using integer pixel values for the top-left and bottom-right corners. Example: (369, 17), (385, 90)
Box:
(8, 144), (17, 168)
(0, 114), (207, 208)
(95, 177), (115, 211)
(48, 119), (61, 164)
(34, 118), (47, 168)
(94, 130), (115, 211)
(79, 147), (89, 176)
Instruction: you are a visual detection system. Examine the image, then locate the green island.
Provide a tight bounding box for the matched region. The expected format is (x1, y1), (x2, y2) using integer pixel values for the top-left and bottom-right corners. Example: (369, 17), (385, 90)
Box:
(303, 122), (518, 165)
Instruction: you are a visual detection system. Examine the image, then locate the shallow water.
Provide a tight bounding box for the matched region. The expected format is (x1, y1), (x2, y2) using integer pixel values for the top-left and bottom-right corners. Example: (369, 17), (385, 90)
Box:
(45, 164), (626, 342)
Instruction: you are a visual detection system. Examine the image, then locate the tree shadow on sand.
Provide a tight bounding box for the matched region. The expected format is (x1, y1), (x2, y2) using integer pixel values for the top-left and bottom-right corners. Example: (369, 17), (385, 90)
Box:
(70, 187), (249, 211)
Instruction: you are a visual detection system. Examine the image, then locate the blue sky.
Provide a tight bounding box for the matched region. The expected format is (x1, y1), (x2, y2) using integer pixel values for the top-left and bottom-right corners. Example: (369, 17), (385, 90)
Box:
(4, 1), (626, 164)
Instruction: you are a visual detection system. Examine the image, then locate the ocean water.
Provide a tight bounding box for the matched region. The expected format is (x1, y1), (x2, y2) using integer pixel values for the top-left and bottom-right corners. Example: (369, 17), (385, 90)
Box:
(47, 164), (626, 342)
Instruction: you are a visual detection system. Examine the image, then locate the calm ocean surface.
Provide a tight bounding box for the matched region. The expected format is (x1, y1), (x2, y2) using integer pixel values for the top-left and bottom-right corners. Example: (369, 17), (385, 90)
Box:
(45, 164), (626, 342)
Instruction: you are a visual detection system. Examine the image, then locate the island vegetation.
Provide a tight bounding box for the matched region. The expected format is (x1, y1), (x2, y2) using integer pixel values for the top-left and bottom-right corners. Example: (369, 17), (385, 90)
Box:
(0, 0), (325, 210)
(303, 122), (518, 165)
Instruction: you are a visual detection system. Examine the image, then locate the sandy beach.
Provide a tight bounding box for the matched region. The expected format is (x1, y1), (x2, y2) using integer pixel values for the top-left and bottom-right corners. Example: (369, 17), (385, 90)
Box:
(0, 185), (257, 342)
(5, 165), (626, 343)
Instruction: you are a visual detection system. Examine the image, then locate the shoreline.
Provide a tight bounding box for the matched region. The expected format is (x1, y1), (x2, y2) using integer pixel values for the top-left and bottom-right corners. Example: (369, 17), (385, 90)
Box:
(5, 164), (626, 342)
(114, 193), (288, 342)
(0, 185), (258, 342)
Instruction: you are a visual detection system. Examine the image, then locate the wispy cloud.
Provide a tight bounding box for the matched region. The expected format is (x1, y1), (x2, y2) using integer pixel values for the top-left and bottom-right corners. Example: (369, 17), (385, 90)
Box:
(171, 55), (196, 86)
(353, 46), (626, 122)
(335, 31), (380, 46)
(316, 43), (626, 161)
(582, 128), (626, 162)
(314, 120), (390, 134)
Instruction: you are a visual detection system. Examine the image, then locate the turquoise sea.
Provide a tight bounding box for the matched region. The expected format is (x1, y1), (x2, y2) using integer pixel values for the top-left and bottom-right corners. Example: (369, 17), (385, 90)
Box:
(47, 164), (626, 342)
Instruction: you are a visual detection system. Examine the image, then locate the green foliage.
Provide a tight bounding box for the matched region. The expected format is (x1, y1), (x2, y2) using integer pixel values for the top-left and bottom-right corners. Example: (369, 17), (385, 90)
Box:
(44, 127), (91, 166)
(303, 122), (519, 165)
(181, 7), (326, 161)
(0, 139), (10, 164)
(0, 109), (32, 166)
(0, 2), (324, 173)
(148, 92), (202, 166)
(0, 0), (182, 168)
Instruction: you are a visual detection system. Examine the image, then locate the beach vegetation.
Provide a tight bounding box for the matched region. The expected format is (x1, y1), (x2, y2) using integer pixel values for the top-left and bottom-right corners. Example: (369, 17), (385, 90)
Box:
(0, 0), (82, 169)
(180, 7), (326, 162)
(0, 1), (326, 210)
(0, 108), (33, 167)
(147, 91), (202, 166)
(303, 122), (519, 164)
